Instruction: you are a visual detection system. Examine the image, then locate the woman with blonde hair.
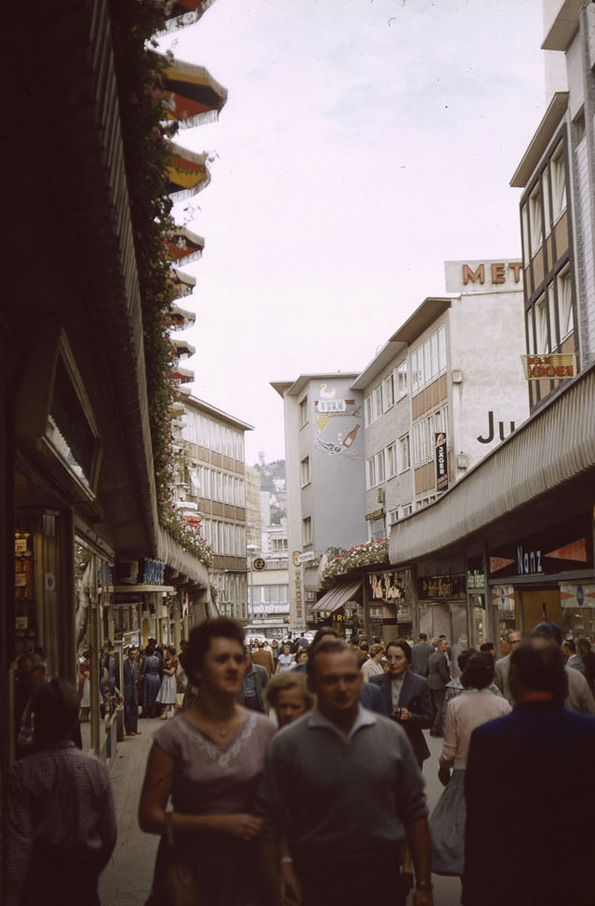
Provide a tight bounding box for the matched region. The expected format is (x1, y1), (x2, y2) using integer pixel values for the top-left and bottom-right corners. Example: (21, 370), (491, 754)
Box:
(265, 671), (315, 729)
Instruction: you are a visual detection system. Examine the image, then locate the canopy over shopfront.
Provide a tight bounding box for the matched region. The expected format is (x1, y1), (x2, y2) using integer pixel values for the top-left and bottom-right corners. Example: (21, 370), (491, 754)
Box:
(162, 57), (228, 128)
(311, 580), (362, 614)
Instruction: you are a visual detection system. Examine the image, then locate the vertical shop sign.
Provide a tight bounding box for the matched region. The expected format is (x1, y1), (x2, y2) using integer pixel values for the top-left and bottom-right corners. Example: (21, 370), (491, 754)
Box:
(435, 433), (448, 492)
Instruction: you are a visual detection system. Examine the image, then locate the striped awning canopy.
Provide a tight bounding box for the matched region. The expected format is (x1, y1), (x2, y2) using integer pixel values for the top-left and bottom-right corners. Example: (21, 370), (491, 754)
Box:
(166, 227), (204, 265)
(170, 304), (196, 329)
(169, 268), (196, 299)
(162, 57), (228, 128)
(160, 0), (217, 32)
(171, 337), (196, 358)
(167, 142), (210, 200)
(310, 580), (362, 613)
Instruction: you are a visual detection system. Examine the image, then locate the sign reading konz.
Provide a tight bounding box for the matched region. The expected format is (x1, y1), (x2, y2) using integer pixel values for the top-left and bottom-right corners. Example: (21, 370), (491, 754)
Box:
(521, 354), (577, 380)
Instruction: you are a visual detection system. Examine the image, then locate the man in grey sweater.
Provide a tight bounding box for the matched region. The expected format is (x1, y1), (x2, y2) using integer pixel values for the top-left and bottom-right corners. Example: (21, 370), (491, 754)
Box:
(256, 639), (433, 906)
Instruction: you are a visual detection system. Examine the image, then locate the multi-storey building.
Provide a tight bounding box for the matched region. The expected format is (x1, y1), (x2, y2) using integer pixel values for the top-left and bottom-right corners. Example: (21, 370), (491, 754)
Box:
(178, 396), (253, 623)
(353, 260), (528, 539)
(388, 0), (595, 650)
(272, 374), (367, 630)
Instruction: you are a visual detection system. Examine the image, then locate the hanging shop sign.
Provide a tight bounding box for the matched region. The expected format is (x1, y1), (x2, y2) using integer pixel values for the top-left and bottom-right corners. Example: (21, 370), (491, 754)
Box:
(435, 433), (448, 492)
(418, 574), (466, 599)
(521, 354), (577, 381)
(369, 572), (404, 601)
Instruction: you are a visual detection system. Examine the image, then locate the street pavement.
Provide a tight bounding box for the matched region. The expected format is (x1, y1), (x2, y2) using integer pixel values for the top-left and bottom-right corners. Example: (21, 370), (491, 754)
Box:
(99, 718), (462, 905)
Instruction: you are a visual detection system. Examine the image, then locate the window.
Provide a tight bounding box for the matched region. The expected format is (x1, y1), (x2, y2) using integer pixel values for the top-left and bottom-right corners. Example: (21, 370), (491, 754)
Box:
(383, 373), (395, 411)
(399, 434), (411, 472)
(529, 186), (543, 252)
(298, 396), (308, 428)
(410, 326), (447, 395)
(558, 269), (574, 340)
(521, 204), (531, 263)
(370, 515), (386, 542)
(550, 145), (567, 223)
(366, 456), (376, 489)
(388, 509), (399, 526)
(302, 516), (312, 547)
(535, 294), (550, 353)
(397, 361), (408, 397)
(401, 503), (413, 518)
(300, 456), (311, 487)
(413, 421), (429, 468)
(375, 450), (385, 484)
(364, 386), (383, 425)
(386, 442), (397, 479)
(542, 173), (551, 238)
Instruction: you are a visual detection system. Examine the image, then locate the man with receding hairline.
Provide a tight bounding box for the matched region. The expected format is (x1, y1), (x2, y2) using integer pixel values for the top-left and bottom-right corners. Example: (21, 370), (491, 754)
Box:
(257, 639), (433, 906)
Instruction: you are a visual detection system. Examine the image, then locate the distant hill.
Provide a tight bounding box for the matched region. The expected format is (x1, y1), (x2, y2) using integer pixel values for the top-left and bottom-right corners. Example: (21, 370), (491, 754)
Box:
(253, 457), (286, 524)
(253, 457), (286, 494)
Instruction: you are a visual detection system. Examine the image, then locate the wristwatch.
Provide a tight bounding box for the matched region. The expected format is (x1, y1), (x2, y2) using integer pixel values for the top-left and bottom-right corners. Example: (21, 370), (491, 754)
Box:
(416, 879), (433, 890)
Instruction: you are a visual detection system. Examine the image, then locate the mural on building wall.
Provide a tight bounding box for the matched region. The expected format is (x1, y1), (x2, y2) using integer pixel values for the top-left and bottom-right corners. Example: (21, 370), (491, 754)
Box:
(314, 391), (361, 458)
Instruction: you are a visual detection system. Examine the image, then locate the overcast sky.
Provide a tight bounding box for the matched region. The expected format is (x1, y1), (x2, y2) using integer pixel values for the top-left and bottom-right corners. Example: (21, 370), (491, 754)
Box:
(161, 0), (547, 464)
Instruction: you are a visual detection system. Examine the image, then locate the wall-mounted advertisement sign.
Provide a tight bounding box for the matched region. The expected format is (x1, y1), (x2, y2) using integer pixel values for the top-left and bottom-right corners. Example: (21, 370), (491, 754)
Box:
(435, 433), (448, 492)
(521, 354), (577, 381)
(368, 572), (404, 601)
(560, 584), (595, 609)
(418, 574), (466, 599)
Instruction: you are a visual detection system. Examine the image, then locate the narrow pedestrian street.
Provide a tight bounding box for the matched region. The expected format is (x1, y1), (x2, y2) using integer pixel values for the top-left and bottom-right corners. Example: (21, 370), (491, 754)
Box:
(100, 721), (462, 905)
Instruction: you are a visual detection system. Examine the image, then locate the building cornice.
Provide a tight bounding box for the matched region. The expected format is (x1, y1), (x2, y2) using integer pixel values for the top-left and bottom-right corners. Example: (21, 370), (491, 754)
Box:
(510, 92), (569, 188)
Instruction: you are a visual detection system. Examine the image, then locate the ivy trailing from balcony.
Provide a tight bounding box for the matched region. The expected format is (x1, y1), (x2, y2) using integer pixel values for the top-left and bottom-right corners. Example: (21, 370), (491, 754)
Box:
(107, 0), (212, 567)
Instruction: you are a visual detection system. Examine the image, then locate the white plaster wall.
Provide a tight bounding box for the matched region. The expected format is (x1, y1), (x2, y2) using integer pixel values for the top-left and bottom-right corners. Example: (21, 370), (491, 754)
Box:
(447, 289), (529, 473)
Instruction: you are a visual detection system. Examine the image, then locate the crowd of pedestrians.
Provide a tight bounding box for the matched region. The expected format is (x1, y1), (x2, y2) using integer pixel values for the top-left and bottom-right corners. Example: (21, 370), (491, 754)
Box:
(7, 620), (595, 906)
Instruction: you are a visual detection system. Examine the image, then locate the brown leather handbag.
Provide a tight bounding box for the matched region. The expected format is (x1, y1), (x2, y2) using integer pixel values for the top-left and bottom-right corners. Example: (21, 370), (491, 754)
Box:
(145, 813), (199, 906)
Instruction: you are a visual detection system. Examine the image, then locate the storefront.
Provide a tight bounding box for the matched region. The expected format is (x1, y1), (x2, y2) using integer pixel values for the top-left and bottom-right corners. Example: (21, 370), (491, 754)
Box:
(487, 512), (595, 639)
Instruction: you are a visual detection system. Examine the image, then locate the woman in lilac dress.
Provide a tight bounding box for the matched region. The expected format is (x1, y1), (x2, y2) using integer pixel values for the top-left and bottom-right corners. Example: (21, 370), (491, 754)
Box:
(139, 618), (276, 905)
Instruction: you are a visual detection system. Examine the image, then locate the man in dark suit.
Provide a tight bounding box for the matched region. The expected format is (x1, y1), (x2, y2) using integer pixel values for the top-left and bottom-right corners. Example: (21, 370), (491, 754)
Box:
(370, 638), (433, 768)
(411, 633), (434, 677)
(464, 642), (595, 906)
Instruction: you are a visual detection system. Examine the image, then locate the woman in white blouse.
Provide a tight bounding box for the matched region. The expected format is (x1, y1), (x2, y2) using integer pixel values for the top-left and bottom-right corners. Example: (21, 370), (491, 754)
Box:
(360, 643), (385, 681)
(430, 652), (511, 877)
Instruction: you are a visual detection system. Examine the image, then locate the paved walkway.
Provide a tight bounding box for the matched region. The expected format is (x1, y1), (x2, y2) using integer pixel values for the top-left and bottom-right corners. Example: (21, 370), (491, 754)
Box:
(99, 718), (462, 905)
